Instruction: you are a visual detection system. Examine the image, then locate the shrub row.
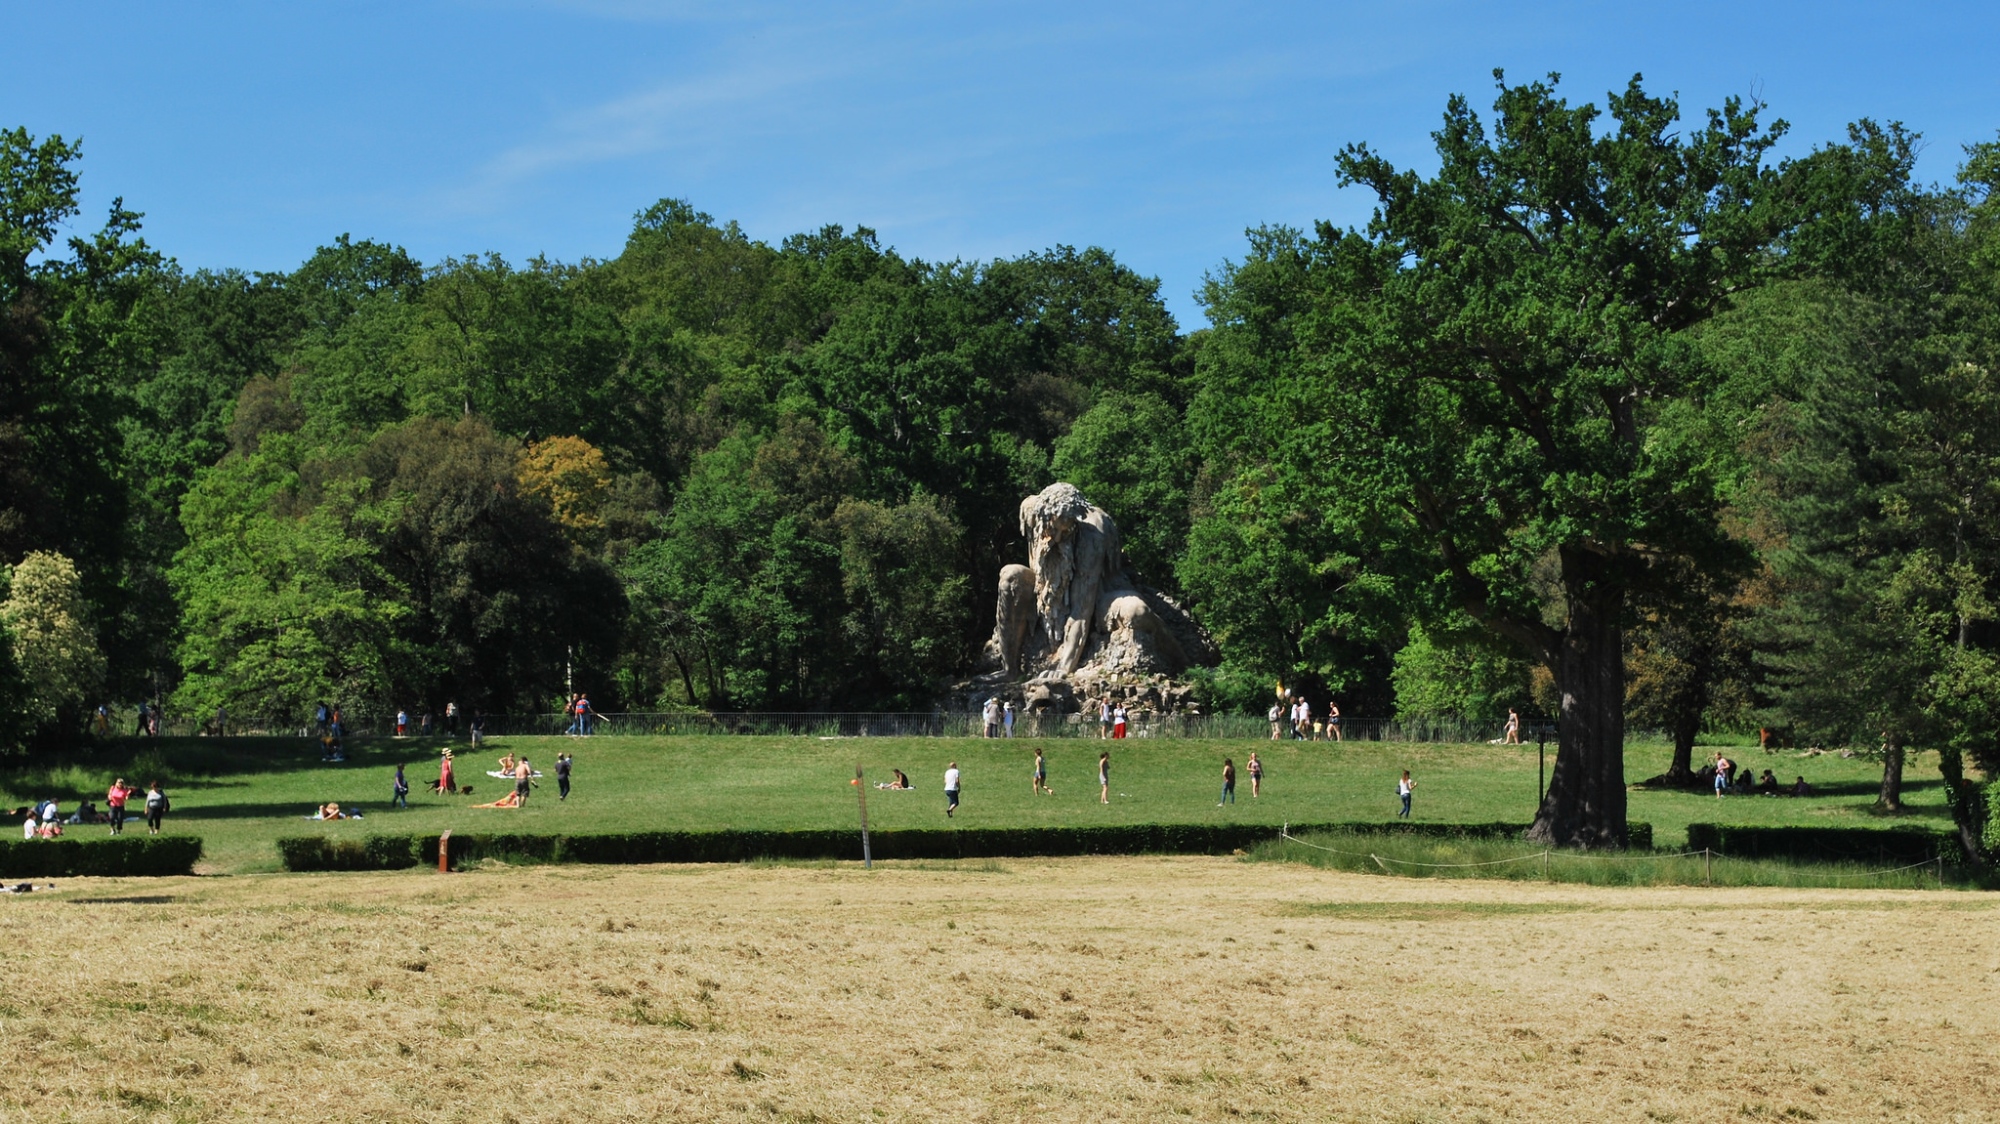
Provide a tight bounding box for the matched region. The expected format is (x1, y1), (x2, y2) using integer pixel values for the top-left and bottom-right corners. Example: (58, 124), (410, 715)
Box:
(0, 836), (204, 878)
(277, 820), (1653, 872)
(1685, 823), (1961, 866)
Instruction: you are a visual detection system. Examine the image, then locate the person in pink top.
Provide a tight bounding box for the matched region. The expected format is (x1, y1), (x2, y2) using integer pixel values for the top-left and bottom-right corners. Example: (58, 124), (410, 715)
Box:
(106, 778), (137, 835)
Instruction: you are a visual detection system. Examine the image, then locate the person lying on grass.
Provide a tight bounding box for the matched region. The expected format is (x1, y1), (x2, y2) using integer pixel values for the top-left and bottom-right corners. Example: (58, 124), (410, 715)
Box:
(313, 802), (362, 820)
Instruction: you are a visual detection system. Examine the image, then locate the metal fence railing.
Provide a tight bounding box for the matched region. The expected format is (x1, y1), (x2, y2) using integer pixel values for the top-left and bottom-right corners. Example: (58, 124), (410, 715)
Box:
(100, 708), (1549, 743)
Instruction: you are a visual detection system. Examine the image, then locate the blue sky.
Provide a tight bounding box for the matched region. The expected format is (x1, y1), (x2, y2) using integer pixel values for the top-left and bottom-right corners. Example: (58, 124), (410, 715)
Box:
(8, 1), (1999, 327)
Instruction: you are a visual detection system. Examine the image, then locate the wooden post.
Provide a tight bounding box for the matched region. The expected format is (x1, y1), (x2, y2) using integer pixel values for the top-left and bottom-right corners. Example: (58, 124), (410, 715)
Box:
(1703, 847), (1711, 887)
(854, 765), (872, 869)
(438, 829), (452, 873)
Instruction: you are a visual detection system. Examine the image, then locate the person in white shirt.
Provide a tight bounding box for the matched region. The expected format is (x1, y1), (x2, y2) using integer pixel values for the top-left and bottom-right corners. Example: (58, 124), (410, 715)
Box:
(1398, 770), (1415, 817)
(944, 763), (961, 817)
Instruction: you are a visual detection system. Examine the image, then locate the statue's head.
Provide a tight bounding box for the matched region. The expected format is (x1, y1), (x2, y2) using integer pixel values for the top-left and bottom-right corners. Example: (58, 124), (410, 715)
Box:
(1023, 482), (1093, 543)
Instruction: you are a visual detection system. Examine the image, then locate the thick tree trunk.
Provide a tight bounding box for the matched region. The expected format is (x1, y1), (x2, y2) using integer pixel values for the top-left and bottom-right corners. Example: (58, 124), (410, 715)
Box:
(1876, 741), (1905, 811)
(1528, 549), (1629, 849)
(1666, 706), (1701, 786)
(1937, 747), (1989, 870)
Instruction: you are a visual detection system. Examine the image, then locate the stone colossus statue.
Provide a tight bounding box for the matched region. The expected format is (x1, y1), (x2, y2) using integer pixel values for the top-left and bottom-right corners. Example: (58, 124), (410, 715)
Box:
(992, 483), (1190, 679)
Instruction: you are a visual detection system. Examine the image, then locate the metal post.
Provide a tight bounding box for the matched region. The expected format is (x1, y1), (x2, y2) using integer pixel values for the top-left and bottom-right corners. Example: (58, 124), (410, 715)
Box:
(1703, 847), (1711, 887)
(855, 764), (872, 869)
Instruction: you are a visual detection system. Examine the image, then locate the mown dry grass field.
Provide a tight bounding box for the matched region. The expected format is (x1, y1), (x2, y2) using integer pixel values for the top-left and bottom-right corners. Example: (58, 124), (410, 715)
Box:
(1, 857), (1994, 1122)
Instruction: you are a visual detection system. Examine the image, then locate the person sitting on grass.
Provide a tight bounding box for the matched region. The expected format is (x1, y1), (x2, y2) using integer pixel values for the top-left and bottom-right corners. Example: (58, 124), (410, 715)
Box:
(1758, 769), (1779, 795)
(875, 769), (913, 790)
(1789, 776), (1813, 797)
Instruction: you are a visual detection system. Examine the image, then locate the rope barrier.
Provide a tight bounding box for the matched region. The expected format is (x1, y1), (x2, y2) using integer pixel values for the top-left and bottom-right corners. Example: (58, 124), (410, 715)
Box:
(1277, 826), (1951, 885)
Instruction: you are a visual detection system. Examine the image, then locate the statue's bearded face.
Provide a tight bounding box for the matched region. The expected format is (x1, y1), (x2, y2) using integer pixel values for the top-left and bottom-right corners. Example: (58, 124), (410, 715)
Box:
(1043, 511), (1078, 543)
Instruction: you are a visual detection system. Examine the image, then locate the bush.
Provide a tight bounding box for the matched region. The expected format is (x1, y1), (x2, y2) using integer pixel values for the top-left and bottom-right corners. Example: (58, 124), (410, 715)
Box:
(277, 821), (1654, 871)
(276, 835), (420, 872)
(0, 835), (203, 877)
(1685, 823), (1958, 866)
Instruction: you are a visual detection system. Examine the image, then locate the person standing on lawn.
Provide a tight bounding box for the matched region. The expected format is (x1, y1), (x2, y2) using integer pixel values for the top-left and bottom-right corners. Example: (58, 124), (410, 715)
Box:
(944, 762), (961, 818)
(556, 752), (573, 800)
(1397, 770), (1415, 818)
(1098, 751), (1111, 805)
(1032, 748), (1051, 796)
(514, 757), (535, 806)
(392, 764), (410, 809)
(1219, 758), (1236, 805)
(106, 778), (136, 834)
(1247, 752), (1263, 798)
(144, 782), (169, 834)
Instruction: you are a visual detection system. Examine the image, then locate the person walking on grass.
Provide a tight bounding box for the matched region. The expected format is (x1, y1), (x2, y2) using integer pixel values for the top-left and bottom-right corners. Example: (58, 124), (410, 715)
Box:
(1032, 748), (1051, 796)
(944, 762), (961, 818)
(514, 757), (535, 807)
(1504, 707), (1521, 745)
(1247, 752), (1263, 798)
(1712, 753), (1732, 799)
(1327, 701), (1343, 741)
(392, 764), (410, 809)
(1219, 758), (1236, 805)
(556, 752), (573, 800)
(1397, 770), (1415, 818)
(144, 782), (168, 835)
(1098, 751), (1111, 805)
(106, 778), (136, 835)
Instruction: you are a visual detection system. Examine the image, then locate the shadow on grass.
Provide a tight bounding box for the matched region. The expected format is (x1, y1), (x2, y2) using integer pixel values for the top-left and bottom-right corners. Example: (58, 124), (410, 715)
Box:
(0, 737), (463, 802)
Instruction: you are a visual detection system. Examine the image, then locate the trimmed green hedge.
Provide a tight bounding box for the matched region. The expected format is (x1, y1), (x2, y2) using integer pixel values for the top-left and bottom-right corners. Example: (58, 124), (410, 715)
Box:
(0, 836), (203, 878)
(1685, 823), (1960, 866)
(277, 820), (1653, 872)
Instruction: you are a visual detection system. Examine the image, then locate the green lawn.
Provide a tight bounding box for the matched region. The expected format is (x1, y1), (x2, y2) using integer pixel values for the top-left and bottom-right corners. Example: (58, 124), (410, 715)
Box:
(0, 732), (1954, 873)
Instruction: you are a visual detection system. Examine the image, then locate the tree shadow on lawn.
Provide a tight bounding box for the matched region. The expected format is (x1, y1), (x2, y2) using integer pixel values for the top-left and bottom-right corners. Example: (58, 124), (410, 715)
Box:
(163, 801), (419, 821)
(0, 738), (459, 798)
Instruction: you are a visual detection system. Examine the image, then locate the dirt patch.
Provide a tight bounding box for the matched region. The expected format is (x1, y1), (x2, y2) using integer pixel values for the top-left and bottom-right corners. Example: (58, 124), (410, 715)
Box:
(0, 856), (1991, 1121)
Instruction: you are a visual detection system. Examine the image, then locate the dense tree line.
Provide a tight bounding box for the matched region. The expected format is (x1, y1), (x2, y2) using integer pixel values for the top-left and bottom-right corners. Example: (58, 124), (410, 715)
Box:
(4, 72), (1999, 852)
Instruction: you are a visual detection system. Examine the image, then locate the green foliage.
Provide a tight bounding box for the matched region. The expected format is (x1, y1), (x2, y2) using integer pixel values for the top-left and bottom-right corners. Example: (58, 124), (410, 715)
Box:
(1051, 392), (1194, 590)
(0, 835), (201, 877)
(621, 421), (967, 709)
(1684, 823), (1958, 865)
(170, 436), (417, 717)
(0, 552), (106, 731)
(1390, 622), (1531, 729)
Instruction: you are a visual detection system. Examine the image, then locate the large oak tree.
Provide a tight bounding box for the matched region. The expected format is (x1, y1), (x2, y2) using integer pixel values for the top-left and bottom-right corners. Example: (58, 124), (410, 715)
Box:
(1202, 73), (1798, 846)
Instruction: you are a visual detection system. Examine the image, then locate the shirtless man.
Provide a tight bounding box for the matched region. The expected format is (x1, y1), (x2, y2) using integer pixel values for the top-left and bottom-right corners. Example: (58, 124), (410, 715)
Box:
(514, 758), (534, 807)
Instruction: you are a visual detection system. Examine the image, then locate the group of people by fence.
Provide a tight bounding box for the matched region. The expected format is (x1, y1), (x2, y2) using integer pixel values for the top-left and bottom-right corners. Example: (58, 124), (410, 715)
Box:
(1269, 695), (1342, 741)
